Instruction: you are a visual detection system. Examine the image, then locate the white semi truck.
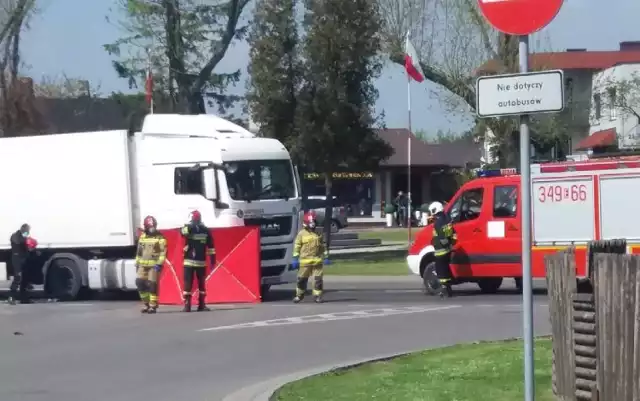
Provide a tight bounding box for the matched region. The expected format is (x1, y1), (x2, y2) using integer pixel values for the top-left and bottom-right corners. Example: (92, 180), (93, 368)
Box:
(0, 114), (301, 300)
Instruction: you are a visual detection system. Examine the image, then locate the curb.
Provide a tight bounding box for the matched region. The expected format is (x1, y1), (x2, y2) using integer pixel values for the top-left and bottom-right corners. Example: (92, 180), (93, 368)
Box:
(220, 335), (548, 401)
(220, 350), (414, 401)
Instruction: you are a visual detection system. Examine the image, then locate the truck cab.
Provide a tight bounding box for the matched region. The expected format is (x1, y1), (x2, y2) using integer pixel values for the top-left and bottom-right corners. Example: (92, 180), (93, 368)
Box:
(132, 114), (302, 293)
(407, 168), (521, 294)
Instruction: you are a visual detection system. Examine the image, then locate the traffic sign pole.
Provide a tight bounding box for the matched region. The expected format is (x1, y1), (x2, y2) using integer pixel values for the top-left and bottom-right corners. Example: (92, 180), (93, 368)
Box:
(476, 1), (566, 400)
(519, 34), (535, 401)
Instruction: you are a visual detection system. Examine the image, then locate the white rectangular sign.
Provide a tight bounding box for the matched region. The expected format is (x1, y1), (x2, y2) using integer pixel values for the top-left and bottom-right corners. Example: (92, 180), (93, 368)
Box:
(476, 70), (564, 118)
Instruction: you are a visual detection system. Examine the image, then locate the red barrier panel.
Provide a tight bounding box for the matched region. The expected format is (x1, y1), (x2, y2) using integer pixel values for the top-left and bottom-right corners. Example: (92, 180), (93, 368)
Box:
(157, 226), (261, 305)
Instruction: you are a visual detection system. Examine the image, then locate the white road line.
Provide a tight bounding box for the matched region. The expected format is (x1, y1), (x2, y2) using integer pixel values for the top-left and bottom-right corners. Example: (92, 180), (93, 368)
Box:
(383, 290), (422, 293)
(475, 303), (549, 308)
(197, 305), (461, 332)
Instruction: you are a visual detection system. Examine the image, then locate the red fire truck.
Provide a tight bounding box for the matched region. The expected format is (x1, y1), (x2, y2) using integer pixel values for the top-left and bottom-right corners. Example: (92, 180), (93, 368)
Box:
(406, 156), (640, 294)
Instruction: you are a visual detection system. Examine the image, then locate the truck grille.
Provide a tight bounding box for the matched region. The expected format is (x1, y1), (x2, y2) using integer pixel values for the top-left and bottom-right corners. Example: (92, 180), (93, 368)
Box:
(261, 248), (286, 261)
(244, 216), (292, 237)
(262, 265), (286, 277)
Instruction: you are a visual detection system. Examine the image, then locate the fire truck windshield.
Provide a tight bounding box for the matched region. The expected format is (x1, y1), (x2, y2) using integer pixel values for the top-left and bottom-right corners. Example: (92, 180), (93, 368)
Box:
(447, 187), (483, 222)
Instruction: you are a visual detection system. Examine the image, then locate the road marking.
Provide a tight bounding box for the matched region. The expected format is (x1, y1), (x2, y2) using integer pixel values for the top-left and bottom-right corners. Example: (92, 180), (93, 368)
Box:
(383, 289), (422, 293)
(197, 305), (461, 332)
(475, 303), (549, 308)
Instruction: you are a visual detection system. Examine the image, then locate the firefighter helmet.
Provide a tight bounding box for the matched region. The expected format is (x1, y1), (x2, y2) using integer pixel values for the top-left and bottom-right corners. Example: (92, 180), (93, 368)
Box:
(143, 215), (158, 230)
(189, 210), (202, 223)
(428, 201), (444, 216)
(303, 211), (317, 229)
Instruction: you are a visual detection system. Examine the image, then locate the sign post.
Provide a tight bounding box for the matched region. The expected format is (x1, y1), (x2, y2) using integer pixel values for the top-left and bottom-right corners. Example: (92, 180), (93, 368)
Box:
(476, 1), (565, 401)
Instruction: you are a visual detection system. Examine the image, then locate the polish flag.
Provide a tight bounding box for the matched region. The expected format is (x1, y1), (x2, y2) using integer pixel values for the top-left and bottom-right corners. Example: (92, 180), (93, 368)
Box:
(404, 35), (424, 83)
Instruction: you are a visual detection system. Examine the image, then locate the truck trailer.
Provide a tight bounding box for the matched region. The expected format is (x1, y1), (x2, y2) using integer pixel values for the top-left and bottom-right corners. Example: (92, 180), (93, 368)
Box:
(407, 156), (640, 294)
(0, 114), (301, 300)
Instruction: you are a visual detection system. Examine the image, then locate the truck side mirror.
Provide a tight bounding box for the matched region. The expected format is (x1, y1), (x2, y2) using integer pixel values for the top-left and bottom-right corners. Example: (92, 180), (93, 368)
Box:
(202, 167), (218, 200)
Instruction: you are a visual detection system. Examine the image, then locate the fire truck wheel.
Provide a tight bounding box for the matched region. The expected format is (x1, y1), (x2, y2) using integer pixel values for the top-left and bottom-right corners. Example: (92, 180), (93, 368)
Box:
(514, 277), (523, 292)
(421, 262), (441, 296)
(477, 278), (503, 294)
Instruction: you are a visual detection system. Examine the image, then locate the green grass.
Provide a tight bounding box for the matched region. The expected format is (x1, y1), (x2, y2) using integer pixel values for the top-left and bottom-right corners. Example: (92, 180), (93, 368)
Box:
(358, 228), (417, 243)
(325, 257), (409, 276)
(274, 337), (554, 401)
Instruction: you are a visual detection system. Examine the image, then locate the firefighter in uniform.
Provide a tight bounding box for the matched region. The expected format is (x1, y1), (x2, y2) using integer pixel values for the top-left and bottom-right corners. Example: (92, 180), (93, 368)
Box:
(135, 215), (167, 314)
(291, 211), (330, 303)
(429, 201), (457, 298)
(180, 210), (215, 312)
(8, 224), (36, 305)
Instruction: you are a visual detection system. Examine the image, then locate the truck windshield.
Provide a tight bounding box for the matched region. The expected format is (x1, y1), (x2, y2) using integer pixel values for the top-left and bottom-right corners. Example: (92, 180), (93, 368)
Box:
(223, 159), (296, 201)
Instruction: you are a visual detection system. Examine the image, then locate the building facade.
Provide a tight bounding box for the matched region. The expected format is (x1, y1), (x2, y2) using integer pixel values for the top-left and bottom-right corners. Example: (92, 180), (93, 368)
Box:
(302, 129), (481, 218)
(579, 63), (640, 152)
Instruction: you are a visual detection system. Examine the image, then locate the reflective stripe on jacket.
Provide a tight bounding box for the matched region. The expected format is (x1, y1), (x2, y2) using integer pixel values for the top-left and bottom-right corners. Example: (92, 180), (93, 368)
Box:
(431, 214), (457, 257)
(292, 229), (328, 265)
(136, 233), (167, 266)
(181, 224), (215, 268)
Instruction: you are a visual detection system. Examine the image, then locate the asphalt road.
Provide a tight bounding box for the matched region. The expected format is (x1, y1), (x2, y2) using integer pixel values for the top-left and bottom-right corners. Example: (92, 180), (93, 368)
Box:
(0, 277), (552, 401)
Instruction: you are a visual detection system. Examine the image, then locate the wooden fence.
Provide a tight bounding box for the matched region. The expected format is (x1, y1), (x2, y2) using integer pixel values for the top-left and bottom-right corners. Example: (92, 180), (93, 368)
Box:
(546, 245), (640, 401)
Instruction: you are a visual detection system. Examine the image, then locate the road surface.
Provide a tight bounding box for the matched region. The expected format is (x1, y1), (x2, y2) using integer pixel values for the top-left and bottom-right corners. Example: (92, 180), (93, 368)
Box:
(0, 277), (551, 401)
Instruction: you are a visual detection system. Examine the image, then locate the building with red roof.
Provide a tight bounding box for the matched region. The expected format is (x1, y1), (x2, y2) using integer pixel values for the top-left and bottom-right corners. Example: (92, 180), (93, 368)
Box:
(478, 41), (640, 159)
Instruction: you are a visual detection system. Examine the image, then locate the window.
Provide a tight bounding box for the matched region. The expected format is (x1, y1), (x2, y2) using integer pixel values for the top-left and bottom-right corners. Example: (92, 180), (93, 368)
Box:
(224, 159), (295, 201)
(448, 187), (484, 223)
(303, 198), (325, 211)
(593, 93), (602, 120)
(493, 185), (517, 218)
(174, 167), (204, 195)
(608, 88), (617, 120)
(565, 77), (573, 105)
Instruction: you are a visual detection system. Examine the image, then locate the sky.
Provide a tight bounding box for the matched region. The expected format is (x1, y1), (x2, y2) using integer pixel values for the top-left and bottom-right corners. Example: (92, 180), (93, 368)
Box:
(20, 0), (640, 139)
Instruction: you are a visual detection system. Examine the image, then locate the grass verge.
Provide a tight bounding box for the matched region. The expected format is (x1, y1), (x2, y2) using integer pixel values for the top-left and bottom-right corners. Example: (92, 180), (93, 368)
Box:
(273, 337), (554, 401)
(324, 257), (408, 276)
(358, 228), (417, 243)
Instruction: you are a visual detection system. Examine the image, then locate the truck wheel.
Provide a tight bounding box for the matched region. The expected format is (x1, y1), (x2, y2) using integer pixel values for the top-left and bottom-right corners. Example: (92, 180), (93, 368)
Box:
(477, 278), (503, 294)
(45, 257), (83, 301)
(260, 284), (271, 300)
(422, 262), (441, 296)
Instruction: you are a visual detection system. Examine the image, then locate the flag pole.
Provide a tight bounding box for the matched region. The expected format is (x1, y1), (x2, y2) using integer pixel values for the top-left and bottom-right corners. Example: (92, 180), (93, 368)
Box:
(146, 48), (154, 114)
(407, 69), (412, 245)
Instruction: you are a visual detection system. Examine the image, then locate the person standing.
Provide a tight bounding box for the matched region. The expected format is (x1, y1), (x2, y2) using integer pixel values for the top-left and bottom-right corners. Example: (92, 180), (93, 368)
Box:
(180, 210), (215, 312)
(135, 216), (167, 314)
(394, 191), (407, 227)
(428, 201), (457, 298)
(291, 212), (330, 303)
(8, 224), (35, 305)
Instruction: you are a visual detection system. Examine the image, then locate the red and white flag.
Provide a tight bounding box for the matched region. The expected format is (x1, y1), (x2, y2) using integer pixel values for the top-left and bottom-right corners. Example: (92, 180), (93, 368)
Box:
(404, 35), (424, 83)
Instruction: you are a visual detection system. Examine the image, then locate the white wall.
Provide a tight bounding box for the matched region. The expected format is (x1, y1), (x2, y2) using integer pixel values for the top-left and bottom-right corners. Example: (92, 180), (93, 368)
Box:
(590, 63), (640, 149)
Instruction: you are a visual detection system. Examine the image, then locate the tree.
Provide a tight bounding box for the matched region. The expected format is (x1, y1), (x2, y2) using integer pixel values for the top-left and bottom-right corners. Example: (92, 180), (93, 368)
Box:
(245, 0), (299, 151)
(418, 128), (475, 144)
(380, 0), (563, 167)
(104, 0), (251, 114)
(296, 0), (393, 242)
(247, 0), (392, 242)
(597, 70), (640, 143)
(34, 74), (98, 98)
(0, 0), (41, 137)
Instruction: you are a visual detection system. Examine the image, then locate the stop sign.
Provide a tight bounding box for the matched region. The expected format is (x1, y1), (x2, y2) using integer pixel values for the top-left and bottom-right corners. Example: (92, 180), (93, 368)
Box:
(477, 0), (564, 36)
